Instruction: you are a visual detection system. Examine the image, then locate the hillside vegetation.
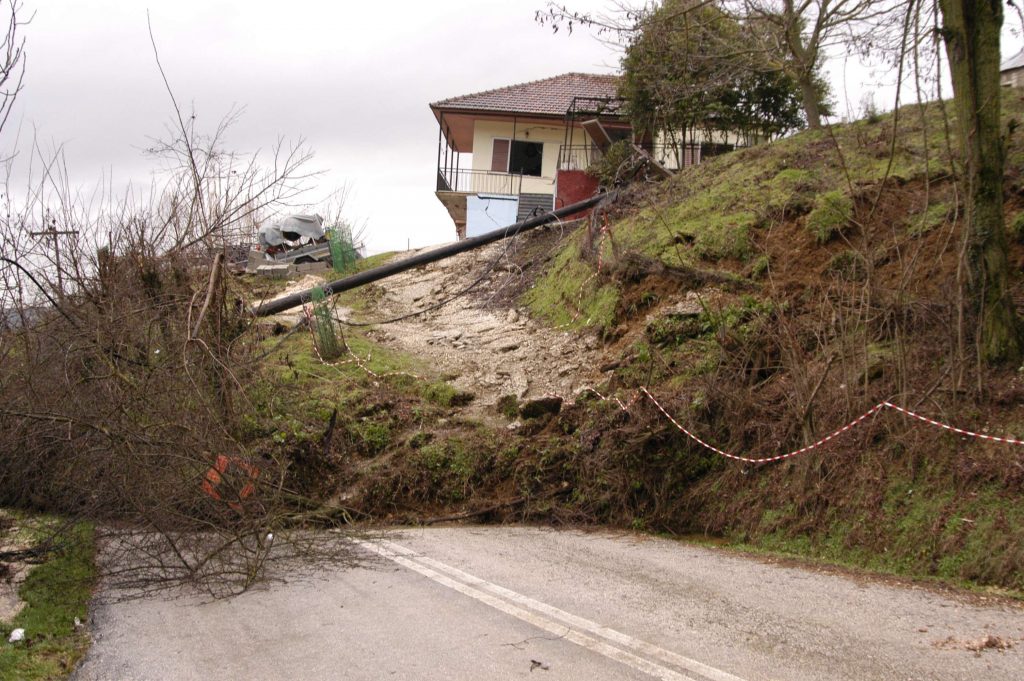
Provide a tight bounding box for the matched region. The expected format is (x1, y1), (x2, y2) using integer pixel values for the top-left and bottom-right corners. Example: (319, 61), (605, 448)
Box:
(299, 95), (1024, 594)
(7, 94), (1024, 603)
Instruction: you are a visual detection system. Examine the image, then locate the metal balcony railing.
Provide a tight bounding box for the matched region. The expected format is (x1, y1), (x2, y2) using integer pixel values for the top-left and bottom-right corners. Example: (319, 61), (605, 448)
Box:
(557, 145), (602, 171)
(558, 141), (742, 172)
(436, 169), (524, 196)
(648, 144), (702, 170)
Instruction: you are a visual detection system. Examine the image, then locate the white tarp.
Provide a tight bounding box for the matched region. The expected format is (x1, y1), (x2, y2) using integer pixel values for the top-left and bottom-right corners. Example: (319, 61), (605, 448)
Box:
(258, 214), (325, 248)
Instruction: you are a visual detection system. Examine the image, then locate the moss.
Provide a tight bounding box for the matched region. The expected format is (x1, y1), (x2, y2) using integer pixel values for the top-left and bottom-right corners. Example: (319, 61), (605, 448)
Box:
(414, 439), (480, 502)
(354, 420), (392, 455)
(806, 190), (853, 244)
(522, 239), (620, 332)
(749, 254), (770, 279)
(699, 296), (773, 338)
(496, 394), (519, 419)
(407, 431), (433, 449)
(646, 315), (704, 347)
(692, 213), (754, 261)
(908, 201), (951, 237)
(422, 382), (473, 408)
(765, 168), (818, 212)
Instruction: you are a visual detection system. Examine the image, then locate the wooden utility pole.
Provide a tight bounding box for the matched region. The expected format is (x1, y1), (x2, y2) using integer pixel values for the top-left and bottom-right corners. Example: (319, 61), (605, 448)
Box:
(29, 226), (79, 292)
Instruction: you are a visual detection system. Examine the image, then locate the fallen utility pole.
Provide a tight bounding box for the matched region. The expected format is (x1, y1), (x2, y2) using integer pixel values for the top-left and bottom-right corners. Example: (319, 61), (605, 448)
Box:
(252, 191), (614, 317)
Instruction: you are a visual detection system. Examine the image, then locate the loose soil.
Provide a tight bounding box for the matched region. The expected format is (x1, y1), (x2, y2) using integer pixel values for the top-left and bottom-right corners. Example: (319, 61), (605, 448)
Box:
(337, 236), (614, 415)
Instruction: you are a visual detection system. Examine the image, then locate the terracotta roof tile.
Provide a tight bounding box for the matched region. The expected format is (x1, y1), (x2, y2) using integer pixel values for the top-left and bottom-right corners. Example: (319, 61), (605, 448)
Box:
(1002, 48), (1024, 72)
(431, 72), (620, 117)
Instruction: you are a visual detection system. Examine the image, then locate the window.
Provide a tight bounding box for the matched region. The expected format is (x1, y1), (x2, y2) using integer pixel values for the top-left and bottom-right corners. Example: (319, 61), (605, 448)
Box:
(491, 138), (544, 177)
(510, 140), (543, 176)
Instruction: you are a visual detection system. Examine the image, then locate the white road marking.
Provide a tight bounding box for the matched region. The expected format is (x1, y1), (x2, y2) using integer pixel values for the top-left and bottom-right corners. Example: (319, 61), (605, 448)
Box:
(354, 538), (748, 681)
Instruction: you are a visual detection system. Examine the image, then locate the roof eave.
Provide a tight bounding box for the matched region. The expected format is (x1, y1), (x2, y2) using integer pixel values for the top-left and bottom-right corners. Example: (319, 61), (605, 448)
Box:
(430, 105), (628, 123)
(430, 106), (574, 126)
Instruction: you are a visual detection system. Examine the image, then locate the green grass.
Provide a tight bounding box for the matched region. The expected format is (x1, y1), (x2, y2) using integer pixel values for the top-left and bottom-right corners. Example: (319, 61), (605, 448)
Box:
(522, 239), (619, 332)
(337, 249), (397, 274)
(908, 201), (952, 237)
(0, 518), (96, 681)
(527, 97), (1012, 312)
(421, 382), (474, 408)
(715, 458), (1024, 598)
(248, 316), (474, 463)
(824, 250), (867, 280)
(806, 190), (853, 244)
(413, 438), (483, 502)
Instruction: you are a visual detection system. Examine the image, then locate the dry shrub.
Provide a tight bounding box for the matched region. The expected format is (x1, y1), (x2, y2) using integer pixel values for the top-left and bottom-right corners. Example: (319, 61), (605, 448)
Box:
(0, 108), (353, 597)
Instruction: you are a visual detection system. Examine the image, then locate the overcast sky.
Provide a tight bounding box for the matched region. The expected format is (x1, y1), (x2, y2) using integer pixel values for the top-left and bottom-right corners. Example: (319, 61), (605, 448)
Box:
(7, 2), (1022, 253)
(9, 0), (622, 252)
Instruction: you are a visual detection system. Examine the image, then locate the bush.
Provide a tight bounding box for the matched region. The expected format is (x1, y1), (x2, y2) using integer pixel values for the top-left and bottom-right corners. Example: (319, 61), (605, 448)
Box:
(0, 109), (352, 597)
(587, 139), (638, 187)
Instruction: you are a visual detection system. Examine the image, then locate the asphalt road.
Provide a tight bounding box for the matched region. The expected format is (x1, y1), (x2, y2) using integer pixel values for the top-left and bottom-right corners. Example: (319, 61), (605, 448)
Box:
(73, 527), (1024, 680)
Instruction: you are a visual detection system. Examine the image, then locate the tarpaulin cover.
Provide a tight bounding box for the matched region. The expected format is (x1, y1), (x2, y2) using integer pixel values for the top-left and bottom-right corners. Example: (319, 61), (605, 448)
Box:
(258, 214), (325, 248)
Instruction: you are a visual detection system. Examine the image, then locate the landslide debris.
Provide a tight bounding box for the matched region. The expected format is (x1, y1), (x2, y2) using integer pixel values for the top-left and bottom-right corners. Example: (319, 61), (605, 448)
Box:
(254, 98), (1024, 595)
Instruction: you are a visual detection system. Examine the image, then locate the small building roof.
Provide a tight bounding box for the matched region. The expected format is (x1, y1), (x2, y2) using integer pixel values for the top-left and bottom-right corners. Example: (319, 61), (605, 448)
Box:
(431, 72), (620, 117)
(1002, 48), (1024, 72)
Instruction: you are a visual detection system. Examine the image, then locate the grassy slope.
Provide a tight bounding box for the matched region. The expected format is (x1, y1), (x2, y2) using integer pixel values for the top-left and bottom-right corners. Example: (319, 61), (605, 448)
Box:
(512, 96), (1024, 594)
(0, 517), (96, 681)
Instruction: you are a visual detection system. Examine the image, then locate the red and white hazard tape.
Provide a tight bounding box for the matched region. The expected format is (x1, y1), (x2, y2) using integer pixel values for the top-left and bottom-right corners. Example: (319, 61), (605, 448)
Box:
(881, 400), (1024, 446)
(541, 386), (1024, 465)
(645, 394), (1024, 462)
(552, 218), (611, 331)
(642, 389), (886, 464)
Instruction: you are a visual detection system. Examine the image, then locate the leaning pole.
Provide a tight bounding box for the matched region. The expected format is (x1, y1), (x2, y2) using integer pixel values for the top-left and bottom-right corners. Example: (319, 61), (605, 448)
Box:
(252, 191), (614, 317)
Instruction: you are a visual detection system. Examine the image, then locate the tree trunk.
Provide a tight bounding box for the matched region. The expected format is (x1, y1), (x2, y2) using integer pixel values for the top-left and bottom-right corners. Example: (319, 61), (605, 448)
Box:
(797, 72), (822, 130)
(939, 0), (1022, 364)
(781, 0), (822, 129)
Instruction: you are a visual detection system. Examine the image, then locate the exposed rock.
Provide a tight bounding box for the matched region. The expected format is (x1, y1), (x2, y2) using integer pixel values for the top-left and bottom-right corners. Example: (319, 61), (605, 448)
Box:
(352, 240), (608, 415)
(519, 396), (563, 419)
(663, 294), (703, 317)
(496, 394), (519, 419)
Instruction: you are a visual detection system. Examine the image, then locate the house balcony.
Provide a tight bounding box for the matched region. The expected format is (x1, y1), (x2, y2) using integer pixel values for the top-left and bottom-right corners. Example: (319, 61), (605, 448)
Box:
(436, 168), (524, 196)
(557, 144), (603, 171)
(434, 169), (525, 233)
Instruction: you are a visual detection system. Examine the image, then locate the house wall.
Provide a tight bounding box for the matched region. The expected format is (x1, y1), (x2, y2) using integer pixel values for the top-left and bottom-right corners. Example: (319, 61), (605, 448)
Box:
(466, 194), (519, 237)
(471, 120), (594, 196)
(555, 170), (600, 217)
(1003, 67), (1024, 88)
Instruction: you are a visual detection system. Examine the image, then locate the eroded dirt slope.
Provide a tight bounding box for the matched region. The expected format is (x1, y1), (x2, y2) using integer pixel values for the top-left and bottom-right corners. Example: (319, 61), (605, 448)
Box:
(348, 239), (608, 413)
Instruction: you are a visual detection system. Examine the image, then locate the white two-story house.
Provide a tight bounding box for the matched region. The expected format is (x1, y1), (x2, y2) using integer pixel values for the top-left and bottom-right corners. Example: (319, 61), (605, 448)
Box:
(430, 73), (630, 240)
